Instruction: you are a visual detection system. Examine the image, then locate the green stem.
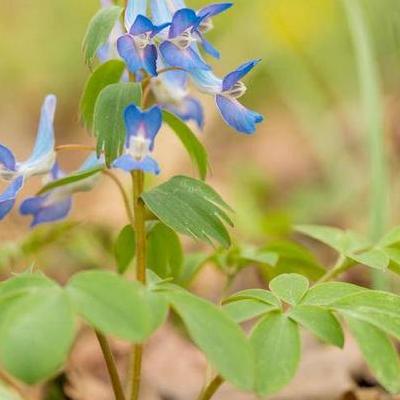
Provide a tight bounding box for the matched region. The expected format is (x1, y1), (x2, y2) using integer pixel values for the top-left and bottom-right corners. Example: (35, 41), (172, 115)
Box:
(317, 255), (353, 284)
(196, 376), (224, 400)
(96, 332), (126, 400)
(343, 0), (389, 289)
(130, 170), (146, 400)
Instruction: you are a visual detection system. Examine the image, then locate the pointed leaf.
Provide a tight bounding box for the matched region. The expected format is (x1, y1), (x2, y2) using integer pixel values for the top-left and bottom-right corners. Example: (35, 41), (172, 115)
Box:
(270, 273), (309, 305)
(346, 316), (400, 394)
(82, 6), (123, 67)
(80, 60), (126, 129)
(224, 289), (281, 308)
(163, 111), (208, 180)
(251, 312), (300, 396)
(114, 225), (136, 274)
(350, 248), (389, 270)
(141, 176), (233, 247)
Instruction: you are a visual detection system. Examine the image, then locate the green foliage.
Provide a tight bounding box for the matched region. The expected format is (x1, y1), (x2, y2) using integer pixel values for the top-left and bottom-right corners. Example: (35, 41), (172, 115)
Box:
(67, 270), (167, 342)
(147, 222), (183, 280)
(82, 6), (123, 67)
(80, 60), (126, 129)
(162, 111), (209, 180)
(141, 176), (233, 247)
(269, 273), (309, 305)
(251, 312), (300, 396)
(114, 225), (135, 274)
(0, 384), (22, 400)
(93, 82), (142, 166)
(38, 166), (104, 195)
(163, 288), (254, 391)
(223, 300), (277, 323)
(0, 275), (74, 384)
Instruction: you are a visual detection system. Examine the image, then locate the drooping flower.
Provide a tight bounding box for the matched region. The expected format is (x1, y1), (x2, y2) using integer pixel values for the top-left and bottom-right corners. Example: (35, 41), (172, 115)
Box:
(190, 60), (264, 134)
(151, 67), (204, 128)
(113, 104), (162, 175)
(20, 154), (102, 227)
(117, 15), (170, 79)
(0, 95), (57, 219)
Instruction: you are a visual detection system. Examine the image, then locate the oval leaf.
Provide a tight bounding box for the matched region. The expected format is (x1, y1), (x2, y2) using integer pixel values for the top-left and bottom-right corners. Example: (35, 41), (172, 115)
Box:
(94, 82), (142, 166)
(270, 273), (309, 305)
(82, 6), (123, 67)
(223, 300), (277, 323)
(67, 271), (167, 342)
(141, 176), (233, 247)
(80, 60), (126, 129)
(114, 225), (136, 274)
(251, 312), (300, 396)
(162, 111), (208, 180)
(165, 289), (254, 391)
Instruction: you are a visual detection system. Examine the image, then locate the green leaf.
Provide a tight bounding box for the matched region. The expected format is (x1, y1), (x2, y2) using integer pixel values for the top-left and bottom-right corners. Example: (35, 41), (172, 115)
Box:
(38, 165), (104, 195)
(162, 111), (208, 180)
(141, 176), (233, 247)
(270, 273), (309, 305)
(165, 289), (254, 390)
(67, 271), (167, 342)
(223, 300), (276, 323)
(224, 289), (281, 308)
(289, 305), (344, 347)
(251, 312), (300, 396)
(240, 247), (279, 266)
(0, 272), (54, 299)
(331, 290), (400, 340)
(177, 252), (209, 286)
(80, 60), (126, 129)
(0, 383), (22, 400)
(0, 286), (75, 384)
(295, 225), (369, 254)
(350, 248), (389, 270)
(301, 282), (366, 306)
(93, 82), (142, 166)
(147, 222), (183, 280)
(114, 225), (135, 274)
(346, 316), (400, 394)
(379, 226), (400, 247)
(82, 6), (123, 67)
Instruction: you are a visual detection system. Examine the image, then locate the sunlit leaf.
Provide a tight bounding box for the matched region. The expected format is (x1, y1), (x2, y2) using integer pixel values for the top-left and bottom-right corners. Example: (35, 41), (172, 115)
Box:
(269, 273), (309, 305)
(223, 300), (276, 323)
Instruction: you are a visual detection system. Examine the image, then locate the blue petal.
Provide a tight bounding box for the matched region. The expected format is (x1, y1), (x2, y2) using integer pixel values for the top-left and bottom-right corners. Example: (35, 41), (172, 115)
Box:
(216, 95), (263, 134)
(117, 34), (143, 74)
(0, 176), (24, 220)
(20, 195), (72, 227)
(162, 68), (188, 88)
(79, 152), (103, 171)
(0, 144), (16, 171)
(130, 15), (155, 35)
(222, 59), (261, 91)
(197, 3), (233, 18)
(21, 95), (56, 177)
(160, 41), (211, 71)
(113, 155), (160, 174)
(124, 104), (142, 143)
(143, 106), (163, 148)
(151, 0), (174, 25)
(166, 96), (204, 129)
(141, 44), (158, 76)
(198, 33), (220, 58)
(189, 69), (223, 94)
(169, 8), (199, 38)
(125, 0), (147, 30)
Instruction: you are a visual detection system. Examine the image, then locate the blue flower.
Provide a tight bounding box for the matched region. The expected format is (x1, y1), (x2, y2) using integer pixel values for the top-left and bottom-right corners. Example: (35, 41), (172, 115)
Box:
(190, 60), (264, 134)
(0, 95), (57, 220)
(113, 105), (162, 175)
(20, 154), (101, 227)
(151, 0), (186, 25)
(151, 68), (204, 128)
(117, 15), (170, 79)
(159, 8), (211, 71)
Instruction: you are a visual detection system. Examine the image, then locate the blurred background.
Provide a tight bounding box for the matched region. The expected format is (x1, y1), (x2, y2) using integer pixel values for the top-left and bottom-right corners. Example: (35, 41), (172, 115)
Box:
(1, 1), (400, 398)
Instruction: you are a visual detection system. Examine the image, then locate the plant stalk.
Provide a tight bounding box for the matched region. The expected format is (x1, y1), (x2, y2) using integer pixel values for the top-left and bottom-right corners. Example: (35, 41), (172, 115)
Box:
(317, 255), (353, 284)
(196, 375), (224, 400)
(130, 170), (146, 400)
(95, 331), (126, 400)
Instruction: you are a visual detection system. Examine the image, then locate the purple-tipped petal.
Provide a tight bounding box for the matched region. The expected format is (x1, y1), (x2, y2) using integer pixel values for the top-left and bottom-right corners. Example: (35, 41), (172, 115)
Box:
(0, 176), (24, 220)
(143, 106), (163, 148)
(222, 59), (261, 92)
(197, 2), (233, 18)
(216, 95), (263, 134)
(0, 144), (16, 172)
(130, 15), (155, 35)
(160, 41), (211, 71)
(113, 154), (160, 174)
(20, 195), (72, 227)
(125, 0), (147, 30)
(169, 8), (199, 38)
(117, 34), (143, 74)
(166, 96), (204, 129)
